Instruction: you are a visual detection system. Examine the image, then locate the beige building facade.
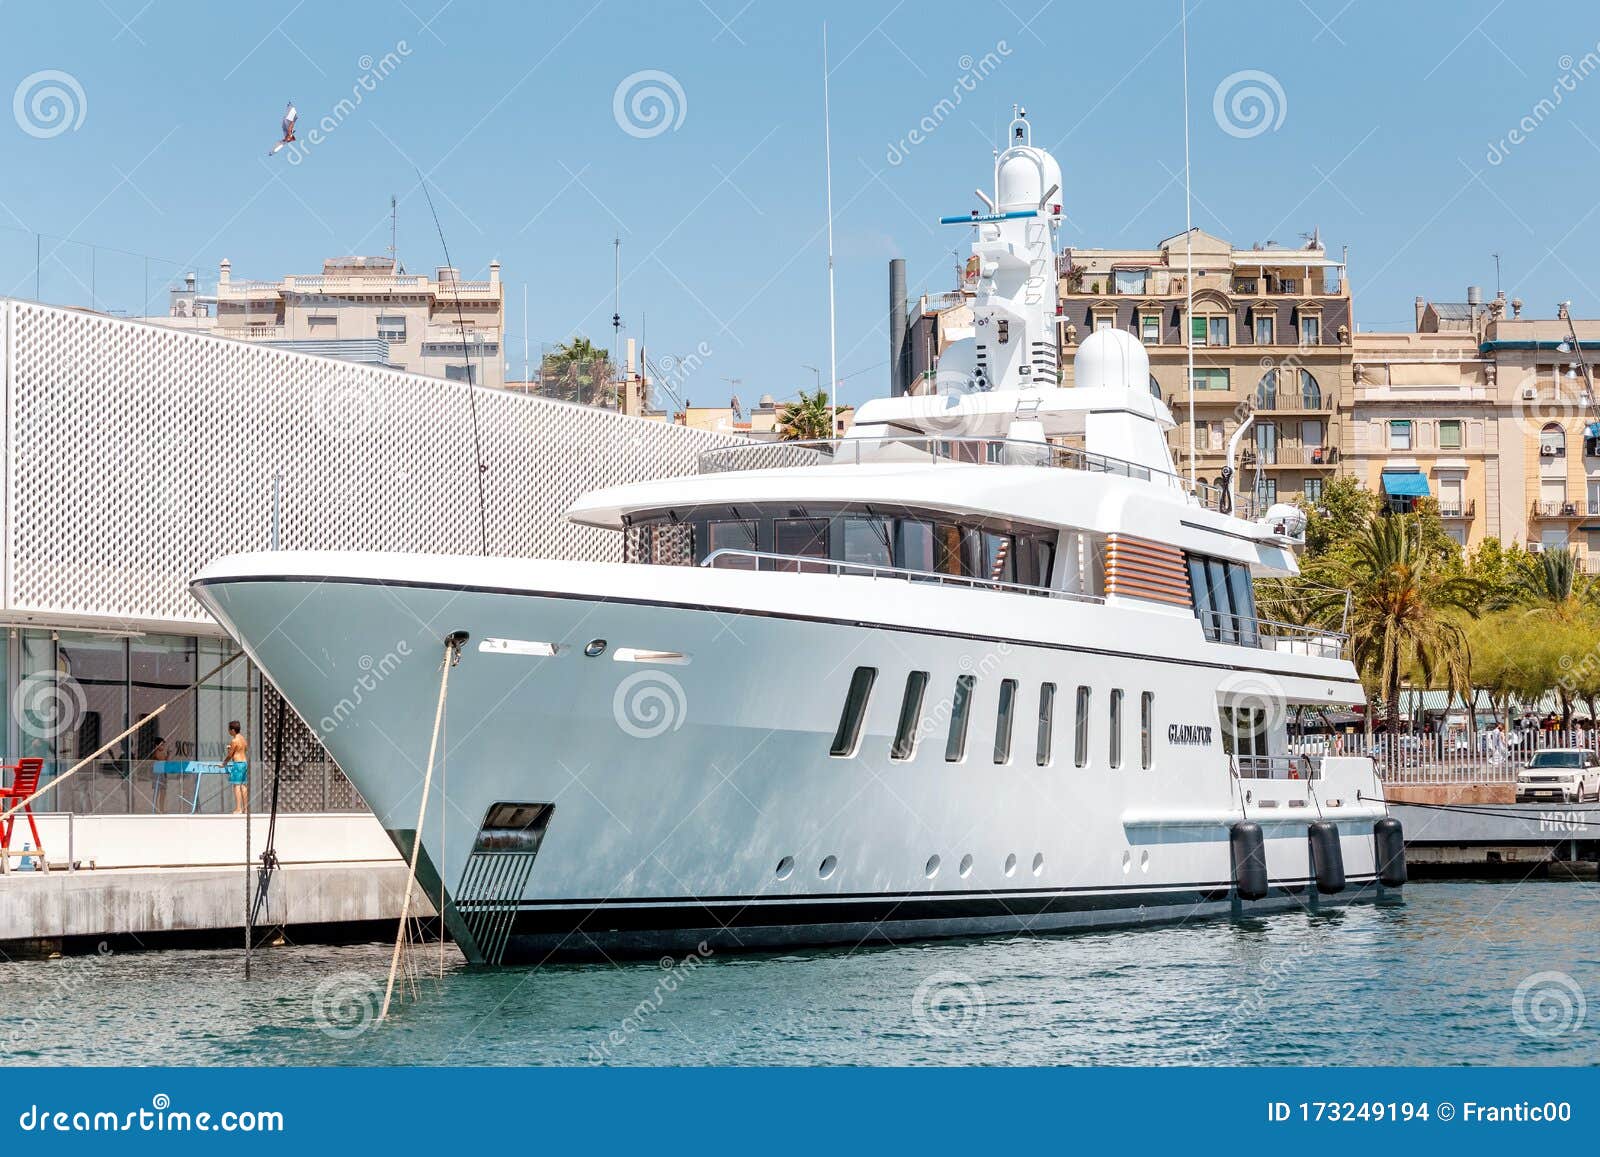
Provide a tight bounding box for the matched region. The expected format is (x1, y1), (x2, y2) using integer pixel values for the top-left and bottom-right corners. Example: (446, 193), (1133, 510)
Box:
(150, 256), (507, 389)
(1347, 331), (1497, 548)
(1056, 229), (1353, 514)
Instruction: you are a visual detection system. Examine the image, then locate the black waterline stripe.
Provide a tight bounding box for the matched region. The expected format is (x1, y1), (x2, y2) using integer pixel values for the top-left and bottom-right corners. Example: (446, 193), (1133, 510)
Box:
(455, 874), (1379, 911)
(194, 573), (1363, 687)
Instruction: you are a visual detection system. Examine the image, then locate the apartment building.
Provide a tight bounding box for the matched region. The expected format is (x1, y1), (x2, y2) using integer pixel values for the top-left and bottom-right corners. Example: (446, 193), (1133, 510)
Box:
(1346, 330), (1496, 548)
(1057, 229), (1353, 512)
(150, 256), (507, 389)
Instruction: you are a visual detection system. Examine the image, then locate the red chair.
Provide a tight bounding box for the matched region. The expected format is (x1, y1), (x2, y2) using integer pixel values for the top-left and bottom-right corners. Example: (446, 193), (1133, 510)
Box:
(0, 758), (46, 861)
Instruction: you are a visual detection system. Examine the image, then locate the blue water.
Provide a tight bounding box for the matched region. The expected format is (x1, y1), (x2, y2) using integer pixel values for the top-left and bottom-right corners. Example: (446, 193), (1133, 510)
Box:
(2, 881), (1595, 1066)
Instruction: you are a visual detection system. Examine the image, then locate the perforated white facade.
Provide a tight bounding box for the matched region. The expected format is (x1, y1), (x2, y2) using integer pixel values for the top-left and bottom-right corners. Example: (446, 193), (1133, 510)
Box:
(0, 299), (734, 630)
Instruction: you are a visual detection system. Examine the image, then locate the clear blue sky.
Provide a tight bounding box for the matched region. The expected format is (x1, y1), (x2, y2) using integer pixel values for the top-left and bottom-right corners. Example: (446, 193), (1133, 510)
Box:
(4, 0), (1599, 410)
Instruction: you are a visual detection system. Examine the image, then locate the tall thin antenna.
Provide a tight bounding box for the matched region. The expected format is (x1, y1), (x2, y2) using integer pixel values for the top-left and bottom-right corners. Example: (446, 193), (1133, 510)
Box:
(416, 169), (490, 555)
(388, 194), (399, 271)
(1181, 0), (1196, 489)
(522, 282), (530, 390)
(823, 23), (839, 437)
(1492, 252), (1502, 297)
(612, 236), (623, 402)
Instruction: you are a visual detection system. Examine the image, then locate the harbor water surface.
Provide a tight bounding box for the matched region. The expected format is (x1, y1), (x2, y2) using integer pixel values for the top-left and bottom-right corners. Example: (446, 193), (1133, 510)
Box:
(4, 880), (1595, 1066)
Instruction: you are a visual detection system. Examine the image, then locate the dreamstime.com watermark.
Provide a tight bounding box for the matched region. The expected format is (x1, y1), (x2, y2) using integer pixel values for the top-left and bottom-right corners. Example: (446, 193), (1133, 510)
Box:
(613, 668), (688, 739)
(1188, 938), (1318, 1061)
(311, 970), (383, 1039)
(1512, 970), (1587, 1040)
(613, 70), (687, 139)
(313, 370), (385, 439)
(11, 671), (87, 743)
(317, 641), (413, 735)
(17, 1094), (282, 1134)
(1486, 46), (1600, 165)
(588, 942), (714, 1062)
(911, 970), (988, 1036)
(885, 42), (1012, 166)
(283, 44), (413, 165)
(15, 942), (114, 1045)
(12, 69), (87, 138)
(1212, 69), (1287, 139)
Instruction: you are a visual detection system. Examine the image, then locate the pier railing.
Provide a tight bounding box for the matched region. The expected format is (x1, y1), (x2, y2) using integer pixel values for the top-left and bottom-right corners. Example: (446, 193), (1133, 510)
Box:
(1363, 729), (1599, 785)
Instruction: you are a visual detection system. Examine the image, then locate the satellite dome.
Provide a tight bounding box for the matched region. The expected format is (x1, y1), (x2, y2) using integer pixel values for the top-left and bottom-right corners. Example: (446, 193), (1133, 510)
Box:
(1073, 327), (1150, 391)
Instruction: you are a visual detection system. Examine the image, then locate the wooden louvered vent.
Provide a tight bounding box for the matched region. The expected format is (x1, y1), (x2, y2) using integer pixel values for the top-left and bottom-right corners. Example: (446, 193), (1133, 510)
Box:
(1105, 535), (1192, 607)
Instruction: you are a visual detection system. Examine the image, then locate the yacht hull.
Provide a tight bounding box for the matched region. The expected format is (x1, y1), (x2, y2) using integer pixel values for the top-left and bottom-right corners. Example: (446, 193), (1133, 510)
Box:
(192, 554), (1396, 965)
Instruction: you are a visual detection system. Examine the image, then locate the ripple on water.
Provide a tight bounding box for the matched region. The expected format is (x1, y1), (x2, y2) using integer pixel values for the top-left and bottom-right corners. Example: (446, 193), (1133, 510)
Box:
(0, 882), (1595, 1065)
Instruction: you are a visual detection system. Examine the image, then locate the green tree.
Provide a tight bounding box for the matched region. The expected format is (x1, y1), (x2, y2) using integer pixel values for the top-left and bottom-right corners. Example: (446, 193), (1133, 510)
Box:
(1503, 547), (1597, 726)
(1331, 514), (1478, 747)
(541, 337), (615, 407)
(776, 388), (835, 441)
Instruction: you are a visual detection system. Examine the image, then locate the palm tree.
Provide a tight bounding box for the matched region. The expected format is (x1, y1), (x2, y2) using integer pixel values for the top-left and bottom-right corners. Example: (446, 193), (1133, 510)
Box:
(541, 337), (615, 408)
(1507, 546), (1594, 728)
(1331, 514), (1478, 753)
(776, 388), (834, 441)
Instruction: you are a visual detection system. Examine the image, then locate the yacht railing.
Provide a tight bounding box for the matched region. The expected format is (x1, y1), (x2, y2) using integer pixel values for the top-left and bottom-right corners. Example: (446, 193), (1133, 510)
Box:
(1200, 610), (1348, 658)
(699, 549), (1104, 603)
(1233, 753), (1324, 780)
(696, 436), (1226, 512)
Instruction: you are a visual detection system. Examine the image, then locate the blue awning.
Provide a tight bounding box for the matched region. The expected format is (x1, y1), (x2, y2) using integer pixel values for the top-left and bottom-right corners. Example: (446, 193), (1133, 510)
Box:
(1381, 471), (1430, 498)
(1587, 422), (1600, 438)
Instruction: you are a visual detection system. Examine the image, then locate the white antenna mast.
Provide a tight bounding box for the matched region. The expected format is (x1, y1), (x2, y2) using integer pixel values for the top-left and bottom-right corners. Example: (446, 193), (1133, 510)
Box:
(823, 22), (839, 438)
(1181, 0), (1196, 489)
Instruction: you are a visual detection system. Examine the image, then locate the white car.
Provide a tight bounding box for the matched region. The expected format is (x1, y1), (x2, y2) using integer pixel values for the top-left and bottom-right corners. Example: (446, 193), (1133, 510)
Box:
(1516, 749), (1600, 803)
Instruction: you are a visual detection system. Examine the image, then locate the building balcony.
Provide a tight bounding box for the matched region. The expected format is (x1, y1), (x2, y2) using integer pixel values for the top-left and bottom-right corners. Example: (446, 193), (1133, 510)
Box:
(216, 324), (285, 340)
(1438, 499), (1476, 519)
(1249, 392), (1334, 413)
(1531, 499), (1588, 519)
(1243, 446), (1340, 468)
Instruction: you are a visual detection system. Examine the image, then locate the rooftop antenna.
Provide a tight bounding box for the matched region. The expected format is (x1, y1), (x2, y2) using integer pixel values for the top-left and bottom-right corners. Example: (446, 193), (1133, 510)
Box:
(1492, 252), (1502, 297)
(612, 236), (623, 389)
(822, 22), (839, 437)
(1181, 0), (1196, 488)
(387, 194), (400, 271)
(416, 168), (490, 555)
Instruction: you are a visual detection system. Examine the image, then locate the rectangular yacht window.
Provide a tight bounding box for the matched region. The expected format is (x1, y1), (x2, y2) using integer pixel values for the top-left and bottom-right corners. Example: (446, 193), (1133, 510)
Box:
(896, 519), (934, 574)
(1205, 559), (1238, 644)
(934, 524), (966, 576)
(1109, 689), (1124, 769)
(1227, 564), (1259, 647)
(1074, 686), (1091, 767)
(946, 675), (976, 761)
(704, 519), (758, 570)
(843, 517), (894, 569)
(830, 666), (877, 757)
(1187, 556), (1215, 640)
(982, 532), (1016, 584)
(994, 678), (1018, 764)
(1140, 691), (1154, 769)
(891, 671), (930, 760)
(1037, 683), (1056, 766)
(775, 518), (830, 573)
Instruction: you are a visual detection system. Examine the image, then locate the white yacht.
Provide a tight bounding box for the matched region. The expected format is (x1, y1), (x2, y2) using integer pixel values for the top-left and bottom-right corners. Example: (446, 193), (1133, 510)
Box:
(193, 113), (1405, 965)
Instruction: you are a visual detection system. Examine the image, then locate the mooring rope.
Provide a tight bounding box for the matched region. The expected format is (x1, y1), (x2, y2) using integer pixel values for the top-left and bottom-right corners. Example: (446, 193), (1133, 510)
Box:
(1378, 795), (1600, 830)
(379, 631), (466, 1023)
(0, 650), (247, 829)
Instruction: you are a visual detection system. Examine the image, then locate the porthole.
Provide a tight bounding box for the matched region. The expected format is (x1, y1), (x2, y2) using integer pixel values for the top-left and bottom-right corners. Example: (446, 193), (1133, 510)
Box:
(1031, 852), (1044, 876)
(818, 855), (838, 880)
(775, 856), (794, 880)
(1121, 850), (1132, 874)
(583, 638), (607, 657)
(959, 854), (974, 878)
(1004, 853), (1018, 877)
(1140, 850), (1151, 874)
(924, 854), (941, 879)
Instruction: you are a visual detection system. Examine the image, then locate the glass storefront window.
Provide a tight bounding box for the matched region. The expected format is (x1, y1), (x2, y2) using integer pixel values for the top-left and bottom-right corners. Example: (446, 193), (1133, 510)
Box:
(56, 632), (129, 814)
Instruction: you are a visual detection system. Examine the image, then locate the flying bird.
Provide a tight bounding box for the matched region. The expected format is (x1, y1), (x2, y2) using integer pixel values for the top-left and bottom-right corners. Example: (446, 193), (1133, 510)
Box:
(267, 102), (298, 156)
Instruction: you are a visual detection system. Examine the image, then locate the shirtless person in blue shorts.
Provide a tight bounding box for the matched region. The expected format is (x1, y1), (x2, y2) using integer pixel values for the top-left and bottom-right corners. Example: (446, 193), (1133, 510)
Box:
(225, 720), (249, 814)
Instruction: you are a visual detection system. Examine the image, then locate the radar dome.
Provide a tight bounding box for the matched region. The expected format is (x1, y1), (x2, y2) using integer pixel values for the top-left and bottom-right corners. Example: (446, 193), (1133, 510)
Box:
(1073, 328), (1150, 391)
(996, 147), (1063, 214)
